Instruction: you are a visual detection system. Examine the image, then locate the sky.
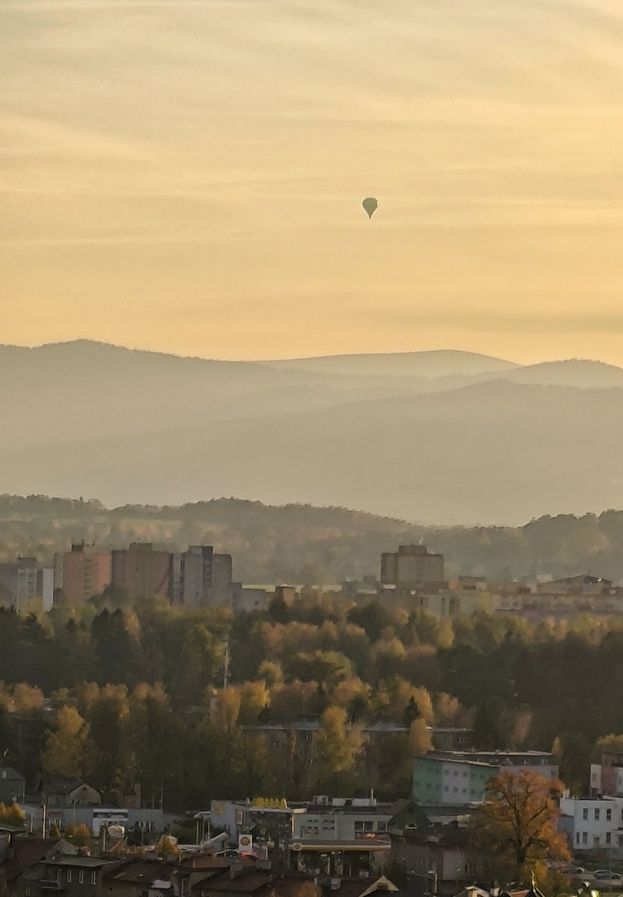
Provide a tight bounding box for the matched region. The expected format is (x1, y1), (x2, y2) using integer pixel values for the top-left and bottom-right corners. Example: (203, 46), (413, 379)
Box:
(3, 0), (623, 363)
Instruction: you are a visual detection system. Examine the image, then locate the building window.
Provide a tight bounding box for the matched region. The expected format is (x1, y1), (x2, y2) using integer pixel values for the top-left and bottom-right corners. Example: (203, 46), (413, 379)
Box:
(79, 871), (84, 884)
(595, 809), (600, 821)
(607, 809), (612, 822)
(67, 871), (72, 883)
(91, 873), (97, 885)
(582, 832), (588, 845)
(607, 832), (612, 845)
(583, 808), (589, 820)
(576, 833), (580, 845)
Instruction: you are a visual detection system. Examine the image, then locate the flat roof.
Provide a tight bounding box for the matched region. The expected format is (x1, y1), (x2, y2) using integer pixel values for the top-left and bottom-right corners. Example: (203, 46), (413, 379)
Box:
(48, 858), (113, 868)
(291, 839), (391, 852)
(417, 756), (498, 769)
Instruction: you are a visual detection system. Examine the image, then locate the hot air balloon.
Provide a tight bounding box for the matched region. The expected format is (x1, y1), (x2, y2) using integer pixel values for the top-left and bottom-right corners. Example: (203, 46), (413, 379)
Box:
(362, 197), (379, 219)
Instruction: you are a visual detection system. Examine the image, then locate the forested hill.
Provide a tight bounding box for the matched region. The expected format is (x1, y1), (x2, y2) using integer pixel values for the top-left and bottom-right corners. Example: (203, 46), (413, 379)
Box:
(2, 494), (623, 584)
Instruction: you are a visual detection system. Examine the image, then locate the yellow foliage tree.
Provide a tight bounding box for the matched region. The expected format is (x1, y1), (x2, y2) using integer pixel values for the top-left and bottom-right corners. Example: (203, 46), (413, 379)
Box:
(468, 770), (570, 885)
(0, 803), (26, 827)
(409, 718), (433, 757)
(42, 705), (92, 779)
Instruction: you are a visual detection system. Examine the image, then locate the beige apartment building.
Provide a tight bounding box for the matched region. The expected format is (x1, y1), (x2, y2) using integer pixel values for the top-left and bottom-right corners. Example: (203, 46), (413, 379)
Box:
(54, 543), (112, 603)
(111, 542), (170, 600)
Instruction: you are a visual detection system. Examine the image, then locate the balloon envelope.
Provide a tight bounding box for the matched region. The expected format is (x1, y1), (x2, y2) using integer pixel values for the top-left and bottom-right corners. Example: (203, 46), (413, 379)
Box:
(362, 197), (379, 219)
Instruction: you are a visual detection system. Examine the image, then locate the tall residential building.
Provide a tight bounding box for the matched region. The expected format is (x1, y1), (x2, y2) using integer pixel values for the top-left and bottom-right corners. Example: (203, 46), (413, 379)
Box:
(381, 544), (444, 590)
(0, 557), (39, 610)
(180, 545), (214, 606)
(54, 543), (112, 604)
(111, 542), (170, 601)
(211, 552), (233, 606)
(174, 546), (233, 607)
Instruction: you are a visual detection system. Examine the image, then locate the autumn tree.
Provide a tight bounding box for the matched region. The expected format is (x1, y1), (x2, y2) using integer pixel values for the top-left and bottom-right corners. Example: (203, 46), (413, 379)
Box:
(408, 718), (432, 757)
(314, 705), (365, 787)
(0, 802), (26, 827)
(42, 705), (93, 779)
(468, 770), (569, 886)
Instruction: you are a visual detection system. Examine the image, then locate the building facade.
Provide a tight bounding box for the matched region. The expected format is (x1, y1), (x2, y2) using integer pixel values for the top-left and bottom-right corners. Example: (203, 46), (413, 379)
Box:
(412, 757), (499, 806)
(429, 750), (558, 779)
(54, 544), (112, 604)
(380, 545), (444, 590)
(0, 559), (53, 611)
(111, 543), (170, 601)
(559, 796), (623, 851)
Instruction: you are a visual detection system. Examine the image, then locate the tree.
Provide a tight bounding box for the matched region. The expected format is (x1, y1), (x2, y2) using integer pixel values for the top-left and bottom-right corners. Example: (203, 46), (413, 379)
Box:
(468, 770), (569, 885)
(314, 706), (365, 782)
(408, 718), (432, 756)
(0, 802), (26, 827)
(403, 696), (420, 727)
(42, 706), (93, 779)
(66, 822), (91, 846)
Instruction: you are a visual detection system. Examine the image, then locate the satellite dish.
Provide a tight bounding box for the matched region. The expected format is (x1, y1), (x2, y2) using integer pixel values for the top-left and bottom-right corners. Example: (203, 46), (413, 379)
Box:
(362, 197), (379, 219)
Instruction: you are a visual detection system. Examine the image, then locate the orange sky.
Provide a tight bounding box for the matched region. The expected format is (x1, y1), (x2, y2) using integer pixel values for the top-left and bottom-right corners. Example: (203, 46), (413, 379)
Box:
(3, 0), (623, 363)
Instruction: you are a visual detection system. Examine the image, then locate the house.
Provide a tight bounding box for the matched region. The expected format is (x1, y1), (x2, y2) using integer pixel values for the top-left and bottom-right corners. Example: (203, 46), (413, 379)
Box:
(174, 855), (257, 897)
(17, 856), (115, 897)
(102, 858), (175, 897)
(0, 770), (26, 806)
(191, 868), (321, 897)
(390, 823), (470, 897)
(200, 871), (400, 897)
(1, 838), (77, 895)
(39, 780), (101, 809)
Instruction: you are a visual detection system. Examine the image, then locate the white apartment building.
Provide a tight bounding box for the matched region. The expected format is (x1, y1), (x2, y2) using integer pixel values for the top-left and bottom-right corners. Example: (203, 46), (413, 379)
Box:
(560, 796), (623, 851)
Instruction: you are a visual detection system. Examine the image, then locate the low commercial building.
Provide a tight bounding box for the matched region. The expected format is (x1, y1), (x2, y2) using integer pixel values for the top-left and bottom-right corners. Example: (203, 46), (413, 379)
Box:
(210, 799), (305, 847)
(292, 797), (397, 841)
(288, 838), (391, 880)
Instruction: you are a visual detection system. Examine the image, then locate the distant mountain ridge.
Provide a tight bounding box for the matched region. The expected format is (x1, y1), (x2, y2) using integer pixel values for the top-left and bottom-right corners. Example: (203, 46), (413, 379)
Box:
(2, 340), (623, 524)
(262, 348), (518, 378)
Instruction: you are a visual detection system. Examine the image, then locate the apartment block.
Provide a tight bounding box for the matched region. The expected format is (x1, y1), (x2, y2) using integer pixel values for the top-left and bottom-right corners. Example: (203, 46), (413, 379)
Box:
(54, 543), (112, 604)
(0, 557), (54, 611)
(381, 544), (444, 590)
(111, 543), (170, 601)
